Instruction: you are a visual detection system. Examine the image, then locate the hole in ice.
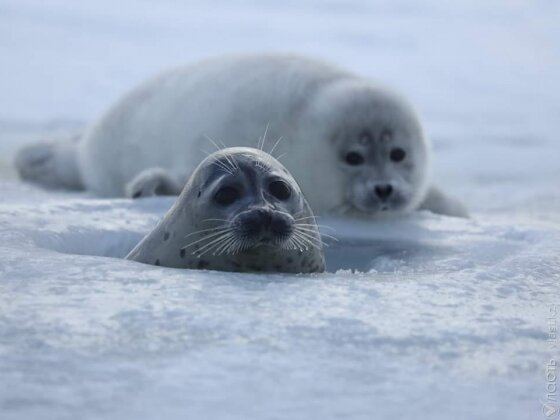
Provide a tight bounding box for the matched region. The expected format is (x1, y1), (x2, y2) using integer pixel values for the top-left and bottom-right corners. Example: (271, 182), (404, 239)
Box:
(25, 197), (172, 259)
(22, 198), (527, 274)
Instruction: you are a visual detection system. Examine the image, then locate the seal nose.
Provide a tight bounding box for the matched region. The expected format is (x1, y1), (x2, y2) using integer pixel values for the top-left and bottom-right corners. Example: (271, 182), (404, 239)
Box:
(269, 212), (293, 236)
(243, 208), (271, 234)
(374, 184), (393, 200)
(241, 209), (292, 238)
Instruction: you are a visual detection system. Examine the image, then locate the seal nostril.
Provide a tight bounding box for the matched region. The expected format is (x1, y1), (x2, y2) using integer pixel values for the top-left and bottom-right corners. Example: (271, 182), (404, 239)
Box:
(374, 184), (393, 200)
(240, 209), (272, 236)
(270, 214), (293, 236)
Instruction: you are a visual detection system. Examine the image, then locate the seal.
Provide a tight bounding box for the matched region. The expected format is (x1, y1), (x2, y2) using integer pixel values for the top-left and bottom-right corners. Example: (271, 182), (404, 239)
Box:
(126, 147), (326, 273)
(15, 54), (467, 218)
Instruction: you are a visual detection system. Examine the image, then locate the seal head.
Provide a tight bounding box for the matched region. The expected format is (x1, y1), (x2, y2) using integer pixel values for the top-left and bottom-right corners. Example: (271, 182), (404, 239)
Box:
(303, 80), (431, 217)
(126, 147), (326, 273)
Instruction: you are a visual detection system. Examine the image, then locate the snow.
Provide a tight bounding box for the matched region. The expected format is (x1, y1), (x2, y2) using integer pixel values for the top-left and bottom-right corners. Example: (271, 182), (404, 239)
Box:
(1, 1), (559, 419)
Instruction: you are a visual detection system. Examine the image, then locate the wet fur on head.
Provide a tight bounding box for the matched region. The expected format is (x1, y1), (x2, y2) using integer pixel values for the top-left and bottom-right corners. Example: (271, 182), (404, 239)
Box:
(126, 147), (326, 273)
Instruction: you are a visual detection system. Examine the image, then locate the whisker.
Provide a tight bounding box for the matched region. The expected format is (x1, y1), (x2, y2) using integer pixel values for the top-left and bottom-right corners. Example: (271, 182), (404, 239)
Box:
(294, 222), (336, 232)
(294, 215), (321, 221)
(183, 226), (228, 240)
(200, 149), (234, 174)
(182, 228), (233, 249)
(213, 233), (238, 255)
(290, 234), (309, 251)
(203, 134), (222, 152)
(285, 237), (300, 251)
(295, 228), (330, 244)
(218, 152), (238, 173)
(295, 229), (327, 246)
(258, 123), (270, 150)
(195, 232), (235, 256)
(295, 226), (338, 241)
(208, 157), (234, 175)
(205, 152), (234, 173)
(221, 236), (238, 255)
(293, 234), (322, 251)
(268, 135), (284, 156)
(229, 236), (247, 255)
(204, 134), (238, 172)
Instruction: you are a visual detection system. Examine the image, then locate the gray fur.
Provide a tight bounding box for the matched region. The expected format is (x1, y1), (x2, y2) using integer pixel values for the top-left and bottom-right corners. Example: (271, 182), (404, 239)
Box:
(126, 147), (326, 273)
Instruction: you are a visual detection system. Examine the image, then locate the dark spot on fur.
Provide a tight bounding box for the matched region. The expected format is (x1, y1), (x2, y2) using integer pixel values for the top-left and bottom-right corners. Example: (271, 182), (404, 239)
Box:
(197, 191), (201, 197)
(197, 260), (209, 269)
(155, 259), (160, 266)
(163, 232), (170, 241)
(180, 249), (186, 258)
(132, 191), (142, 199)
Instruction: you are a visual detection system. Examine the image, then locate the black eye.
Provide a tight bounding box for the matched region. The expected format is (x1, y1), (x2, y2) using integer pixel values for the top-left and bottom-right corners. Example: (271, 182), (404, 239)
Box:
(269, 180), (291, 200)
(214, 186), (240, 206)
(345, 151), (365, 166)
(390, 148), (406, 162)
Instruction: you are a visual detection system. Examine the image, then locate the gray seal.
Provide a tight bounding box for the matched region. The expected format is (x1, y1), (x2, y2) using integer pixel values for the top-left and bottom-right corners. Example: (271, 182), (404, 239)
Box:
(126, 147), (326, 273)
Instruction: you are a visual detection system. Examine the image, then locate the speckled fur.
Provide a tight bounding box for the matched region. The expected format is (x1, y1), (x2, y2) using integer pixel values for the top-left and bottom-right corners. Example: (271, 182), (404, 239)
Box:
(126, 147), (325, 273)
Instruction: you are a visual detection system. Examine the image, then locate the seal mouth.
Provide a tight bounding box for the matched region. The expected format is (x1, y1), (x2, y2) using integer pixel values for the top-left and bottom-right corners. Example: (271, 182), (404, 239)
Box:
(346, 192), (410, 216)
(253, 236), (286, 249)
(182, 209), (323, 258)
(225, 208), (295, 252)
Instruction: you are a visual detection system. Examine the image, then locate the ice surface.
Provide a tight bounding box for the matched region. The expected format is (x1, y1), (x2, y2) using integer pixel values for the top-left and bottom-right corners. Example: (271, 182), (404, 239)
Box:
(1, 1), (560, 419)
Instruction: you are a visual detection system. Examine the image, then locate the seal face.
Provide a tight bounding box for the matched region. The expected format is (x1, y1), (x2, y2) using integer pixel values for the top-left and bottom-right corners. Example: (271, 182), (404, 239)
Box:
(126, 147), (326, 273)
(315, 85), (430, 216)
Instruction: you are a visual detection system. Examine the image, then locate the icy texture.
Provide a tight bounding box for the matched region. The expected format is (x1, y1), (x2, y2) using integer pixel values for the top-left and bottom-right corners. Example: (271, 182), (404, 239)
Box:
(1, 0), (560, 419)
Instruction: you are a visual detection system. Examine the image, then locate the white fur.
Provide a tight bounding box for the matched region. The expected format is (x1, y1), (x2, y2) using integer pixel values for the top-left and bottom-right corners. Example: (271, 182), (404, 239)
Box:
(78, 55), (350, 200)
(19, 54), (466, 217)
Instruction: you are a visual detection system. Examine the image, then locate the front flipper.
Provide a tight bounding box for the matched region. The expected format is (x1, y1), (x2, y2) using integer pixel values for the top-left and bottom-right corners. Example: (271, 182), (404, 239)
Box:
(125, 168), (183, 199)
(419, 185), (469, 218)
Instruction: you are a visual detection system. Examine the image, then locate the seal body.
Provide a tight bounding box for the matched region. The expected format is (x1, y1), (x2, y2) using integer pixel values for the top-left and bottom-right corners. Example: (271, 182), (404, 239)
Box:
(15, 54), (467, 217)
(126, 147), (326, 273)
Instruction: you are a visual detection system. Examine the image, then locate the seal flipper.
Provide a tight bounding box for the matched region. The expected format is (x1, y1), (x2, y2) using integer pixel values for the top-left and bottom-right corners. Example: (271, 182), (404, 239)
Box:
(14, 136), (84, 191)
(419, 185), (469, 218)
(125, 168), (183, 199)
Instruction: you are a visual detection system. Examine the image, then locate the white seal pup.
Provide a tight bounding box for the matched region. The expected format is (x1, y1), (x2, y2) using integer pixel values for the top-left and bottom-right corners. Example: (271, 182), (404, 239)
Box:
(15, 54), (467, 218)
(126, 147), (326, 273)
